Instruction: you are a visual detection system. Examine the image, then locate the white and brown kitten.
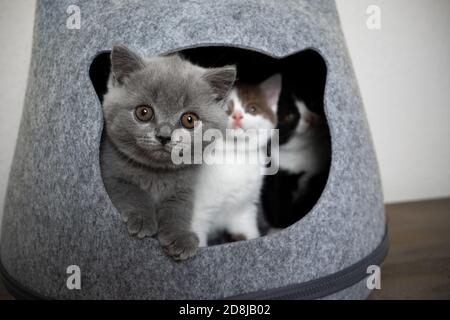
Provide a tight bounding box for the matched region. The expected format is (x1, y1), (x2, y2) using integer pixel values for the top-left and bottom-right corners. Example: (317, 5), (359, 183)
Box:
(192, 74), (282, 246)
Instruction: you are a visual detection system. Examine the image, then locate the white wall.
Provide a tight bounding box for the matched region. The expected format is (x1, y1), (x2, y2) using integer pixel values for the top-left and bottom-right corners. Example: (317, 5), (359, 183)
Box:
(0, 0), (36, 229)
(336, 0), (450, 202)
(0, 0), (449, 226)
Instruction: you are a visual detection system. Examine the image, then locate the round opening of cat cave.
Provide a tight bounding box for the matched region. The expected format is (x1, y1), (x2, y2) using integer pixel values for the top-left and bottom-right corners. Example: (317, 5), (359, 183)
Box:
(89, 45), (331, 251)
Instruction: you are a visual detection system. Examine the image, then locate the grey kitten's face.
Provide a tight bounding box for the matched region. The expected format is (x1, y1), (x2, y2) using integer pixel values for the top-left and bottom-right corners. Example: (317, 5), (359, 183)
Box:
(102, 45), (236, 169)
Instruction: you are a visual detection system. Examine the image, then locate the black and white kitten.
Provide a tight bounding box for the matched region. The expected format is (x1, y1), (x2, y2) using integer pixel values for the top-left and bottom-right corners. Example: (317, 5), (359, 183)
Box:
(277, 99), (330, 196)
(100, 45), (236, 260)
(262, 93), (331, 228)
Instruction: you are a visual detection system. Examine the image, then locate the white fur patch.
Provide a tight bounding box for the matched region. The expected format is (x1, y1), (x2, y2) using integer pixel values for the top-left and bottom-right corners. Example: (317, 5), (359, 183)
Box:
(191, 82), (280, 246)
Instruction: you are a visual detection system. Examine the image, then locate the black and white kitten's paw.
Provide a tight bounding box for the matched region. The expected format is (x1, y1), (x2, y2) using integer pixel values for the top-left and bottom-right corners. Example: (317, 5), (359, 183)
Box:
(159, 231), (199, 261)
(122, 210), (158, 238)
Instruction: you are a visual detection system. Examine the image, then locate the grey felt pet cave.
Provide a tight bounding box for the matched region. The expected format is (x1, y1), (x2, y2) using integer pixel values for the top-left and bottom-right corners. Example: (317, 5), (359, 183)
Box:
(0, 0), (388, 299)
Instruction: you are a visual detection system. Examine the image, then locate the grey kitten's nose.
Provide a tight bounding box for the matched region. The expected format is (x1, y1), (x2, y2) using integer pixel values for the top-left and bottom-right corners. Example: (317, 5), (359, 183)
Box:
(156, 135), (171, 145)
(155, 125), (172, 145)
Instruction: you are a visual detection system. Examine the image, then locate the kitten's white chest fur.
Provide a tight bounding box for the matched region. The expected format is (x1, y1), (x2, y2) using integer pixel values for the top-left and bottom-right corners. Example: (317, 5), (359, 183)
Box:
(192, 146), (263, 246)
(191, 75), (281, 246)
(278, 132), (324, 174)
(276, 100), (330, 196)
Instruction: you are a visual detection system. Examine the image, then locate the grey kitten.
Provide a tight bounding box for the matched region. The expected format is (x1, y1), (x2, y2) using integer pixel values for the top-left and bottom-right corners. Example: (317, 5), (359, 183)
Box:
(100, 45), (236, 260)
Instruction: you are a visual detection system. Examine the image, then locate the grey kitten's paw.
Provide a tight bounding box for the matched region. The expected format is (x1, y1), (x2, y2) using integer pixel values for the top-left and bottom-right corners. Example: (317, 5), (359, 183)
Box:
(122, 211), (157, 238)
(159, 231), (199, 261)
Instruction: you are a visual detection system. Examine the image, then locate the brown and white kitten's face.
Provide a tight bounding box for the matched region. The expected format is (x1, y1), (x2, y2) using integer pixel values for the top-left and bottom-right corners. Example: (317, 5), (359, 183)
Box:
(226, 74), (281, 136)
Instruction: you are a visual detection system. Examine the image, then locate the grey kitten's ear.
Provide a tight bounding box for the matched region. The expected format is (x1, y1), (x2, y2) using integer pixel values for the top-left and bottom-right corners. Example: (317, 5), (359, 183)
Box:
(110, 45), (145, 84)
(202, 66), (237, 101)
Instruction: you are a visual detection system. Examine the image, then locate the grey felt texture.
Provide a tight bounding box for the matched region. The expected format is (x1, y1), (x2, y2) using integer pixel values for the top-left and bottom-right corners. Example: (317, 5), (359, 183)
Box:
(0, 0), (386, 299)
(321, 278), (371, 300)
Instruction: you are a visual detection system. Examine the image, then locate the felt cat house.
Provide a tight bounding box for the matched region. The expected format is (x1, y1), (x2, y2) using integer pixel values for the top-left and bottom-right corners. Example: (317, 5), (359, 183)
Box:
(0, 0), (388, 299)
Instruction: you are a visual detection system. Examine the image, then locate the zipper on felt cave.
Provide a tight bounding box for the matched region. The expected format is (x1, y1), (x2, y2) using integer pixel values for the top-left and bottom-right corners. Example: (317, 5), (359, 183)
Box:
(227, 229), (389, 300)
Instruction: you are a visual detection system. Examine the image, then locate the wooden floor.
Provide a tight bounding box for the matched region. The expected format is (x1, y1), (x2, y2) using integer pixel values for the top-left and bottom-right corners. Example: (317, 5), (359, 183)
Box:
(370, 198), (450, 300)
(1, 198), (449, 300)
(0, 274), (12, 300)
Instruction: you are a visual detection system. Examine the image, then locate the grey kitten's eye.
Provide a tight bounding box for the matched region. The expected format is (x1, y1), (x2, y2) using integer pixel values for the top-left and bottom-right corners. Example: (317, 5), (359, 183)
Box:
(180, 112), (199, 129)
(135, 105), (154, 122)
(246, 104), (258, 114)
